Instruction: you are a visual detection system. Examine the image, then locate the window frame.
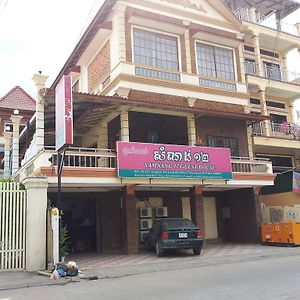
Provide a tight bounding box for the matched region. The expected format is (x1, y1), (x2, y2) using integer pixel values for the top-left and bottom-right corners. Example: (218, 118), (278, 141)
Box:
(195, 40), (237, 83)
(206, 135), (239, 157)
(131, 25), (182, 73)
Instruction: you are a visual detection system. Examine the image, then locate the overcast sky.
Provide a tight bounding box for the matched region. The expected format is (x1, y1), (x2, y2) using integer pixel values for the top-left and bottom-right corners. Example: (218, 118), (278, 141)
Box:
(0, 0), (299, 100)
(0, 0), (104, 98)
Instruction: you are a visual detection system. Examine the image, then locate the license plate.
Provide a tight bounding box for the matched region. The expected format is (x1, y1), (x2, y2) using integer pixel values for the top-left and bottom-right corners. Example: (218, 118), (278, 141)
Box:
(179, 232), (188, 238)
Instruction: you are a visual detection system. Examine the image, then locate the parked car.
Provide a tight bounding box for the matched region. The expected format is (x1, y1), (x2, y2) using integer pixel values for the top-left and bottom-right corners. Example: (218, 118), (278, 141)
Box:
(145, 218), (204, 257)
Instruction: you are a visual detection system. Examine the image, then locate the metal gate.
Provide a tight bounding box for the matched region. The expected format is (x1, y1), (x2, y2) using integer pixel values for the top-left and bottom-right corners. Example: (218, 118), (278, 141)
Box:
(0, 182), (26, 270)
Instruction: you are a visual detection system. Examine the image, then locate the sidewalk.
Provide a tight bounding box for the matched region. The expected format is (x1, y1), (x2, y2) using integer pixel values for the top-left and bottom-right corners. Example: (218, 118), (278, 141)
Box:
(1, 243), (300, 291)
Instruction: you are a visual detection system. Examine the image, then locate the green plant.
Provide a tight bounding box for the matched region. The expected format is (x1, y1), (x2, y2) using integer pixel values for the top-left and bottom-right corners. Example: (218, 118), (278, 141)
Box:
(59, 225), (71, 259)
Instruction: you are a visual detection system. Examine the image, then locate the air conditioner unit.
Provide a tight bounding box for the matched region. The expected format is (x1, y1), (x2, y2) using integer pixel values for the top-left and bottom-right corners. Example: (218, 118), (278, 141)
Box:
(140, 219), (153, 230)
(155, 207), (168, 218)
(139, 207), (152, 218)
(139, 231), (149, 243)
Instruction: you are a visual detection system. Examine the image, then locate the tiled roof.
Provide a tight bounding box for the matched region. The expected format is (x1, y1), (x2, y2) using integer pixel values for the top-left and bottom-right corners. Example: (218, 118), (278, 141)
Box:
(0, 86), (36, 111)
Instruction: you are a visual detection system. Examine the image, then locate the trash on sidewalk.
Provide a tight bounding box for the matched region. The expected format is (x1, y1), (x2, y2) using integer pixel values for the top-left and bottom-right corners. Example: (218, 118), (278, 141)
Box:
(50, 261), (79, 280)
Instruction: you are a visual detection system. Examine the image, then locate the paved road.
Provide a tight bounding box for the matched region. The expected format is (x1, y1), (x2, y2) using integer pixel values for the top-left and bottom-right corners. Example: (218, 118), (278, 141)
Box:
(2, 254), (300, 299)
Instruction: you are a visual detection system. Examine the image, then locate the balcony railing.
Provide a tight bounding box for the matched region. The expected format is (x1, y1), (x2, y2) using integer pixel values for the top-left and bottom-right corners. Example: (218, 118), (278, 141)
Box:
(231, 157), (272, 174)
(14, 146), (273, 181)
(234, 7), (298, 36)
(46, 147), (117, 168)
(244, 61), (300, 84)
(252, 121), (300, 141)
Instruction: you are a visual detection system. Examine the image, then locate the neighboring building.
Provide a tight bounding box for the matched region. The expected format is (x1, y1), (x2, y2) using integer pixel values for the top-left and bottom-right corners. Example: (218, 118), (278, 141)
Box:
(2, 0), (300, 270)
(0, 86), (36, 178)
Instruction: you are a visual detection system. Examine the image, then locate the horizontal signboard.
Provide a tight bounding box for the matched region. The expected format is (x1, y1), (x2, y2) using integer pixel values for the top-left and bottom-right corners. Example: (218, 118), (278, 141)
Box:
(117, 141), (232, 180)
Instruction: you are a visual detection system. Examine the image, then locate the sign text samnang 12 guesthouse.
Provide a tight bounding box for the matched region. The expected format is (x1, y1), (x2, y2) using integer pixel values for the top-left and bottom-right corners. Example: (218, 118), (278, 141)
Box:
(117, 142), (232, 180)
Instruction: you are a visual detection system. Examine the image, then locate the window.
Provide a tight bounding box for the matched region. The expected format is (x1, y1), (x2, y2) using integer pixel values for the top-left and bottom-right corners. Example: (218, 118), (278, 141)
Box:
(133, 29), (179, 72)
(250, 98), (260, 105)
(245, 58), (257, 75)
(206, 135), (239, 157)
(270, 114), (287, 124)
(266, 101), (285, 109)
(263, 62), (281, 80)
(196, 43), (235, 81)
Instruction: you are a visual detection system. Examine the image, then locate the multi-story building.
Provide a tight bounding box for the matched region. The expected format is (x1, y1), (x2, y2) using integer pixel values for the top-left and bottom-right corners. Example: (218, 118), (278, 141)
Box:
(1, 0), (300, 268)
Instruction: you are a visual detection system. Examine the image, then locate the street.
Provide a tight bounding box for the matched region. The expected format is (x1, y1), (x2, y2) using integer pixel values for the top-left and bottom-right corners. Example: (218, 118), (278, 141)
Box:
(1, 254), (300, 299)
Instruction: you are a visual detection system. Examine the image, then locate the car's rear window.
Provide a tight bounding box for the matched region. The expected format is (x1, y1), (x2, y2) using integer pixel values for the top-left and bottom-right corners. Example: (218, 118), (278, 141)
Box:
(161, 219), (196, 229)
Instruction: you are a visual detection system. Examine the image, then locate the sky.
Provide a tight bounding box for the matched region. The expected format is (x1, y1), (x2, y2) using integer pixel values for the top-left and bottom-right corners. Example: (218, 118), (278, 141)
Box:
(0, 0), (104, 99)
(0, 0), (299, 100)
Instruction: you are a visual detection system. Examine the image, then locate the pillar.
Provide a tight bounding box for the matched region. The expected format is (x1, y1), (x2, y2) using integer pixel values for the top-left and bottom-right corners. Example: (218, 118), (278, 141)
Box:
(187, 115), (196, 146)
(3, 131), (12, 178)
(296, 23), (300, 37)
(10, 115), (23, 175)
(252, 34), (263, 77)
(289, 102), (295, 123)
(121, 185), (138, 254)
(253, 187), (263, 241)
(32, 73), (48, 153)
(23, 177), (48, 271)
(120, 111), (129, 141)
(97, 121), (108, 148)
(258, 89), (270, 136)
(189, 186), (205, 236)
(249, 7), (256, 23)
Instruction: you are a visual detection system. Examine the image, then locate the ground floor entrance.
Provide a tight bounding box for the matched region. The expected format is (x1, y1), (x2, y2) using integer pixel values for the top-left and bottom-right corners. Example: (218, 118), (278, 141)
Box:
(48, 186), (262, 256)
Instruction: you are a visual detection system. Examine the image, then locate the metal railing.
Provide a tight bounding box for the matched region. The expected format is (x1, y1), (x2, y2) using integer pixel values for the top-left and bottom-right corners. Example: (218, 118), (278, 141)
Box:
(234, 7), (298, 36)
(252, 121), (300, 141)
(244, 61), (300, 84)
(46, 147), (117, 168)
(231, 157), (272, 174)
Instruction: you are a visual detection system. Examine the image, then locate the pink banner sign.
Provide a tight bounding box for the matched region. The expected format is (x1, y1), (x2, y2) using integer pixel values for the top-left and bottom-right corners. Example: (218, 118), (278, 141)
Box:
(117, 141), (232, 180)
(55, 75), (73, 151)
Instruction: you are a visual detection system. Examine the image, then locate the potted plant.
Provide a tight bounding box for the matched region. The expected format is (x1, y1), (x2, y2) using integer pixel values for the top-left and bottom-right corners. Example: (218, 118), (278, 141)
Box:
(59, 225), (70, 261)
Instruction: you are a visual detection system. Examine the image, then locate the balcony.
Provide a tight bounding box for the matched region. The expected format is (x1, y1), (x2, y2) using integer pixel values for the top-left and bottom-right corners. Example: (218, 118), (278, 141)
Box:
(14, 147), (273, 183)
(244, 61), (300, 84)
(234, 7), (298, 36)
(252, 121), (300, 141)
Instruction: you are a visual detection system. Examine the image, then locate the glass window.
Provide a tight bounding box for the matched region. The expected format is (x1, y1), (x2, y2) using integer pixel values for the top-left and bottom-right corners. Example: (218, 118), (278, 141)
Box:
(196, 43), (235, 81)
(206, 135), (239, 157)
(133, 29), (179, 71)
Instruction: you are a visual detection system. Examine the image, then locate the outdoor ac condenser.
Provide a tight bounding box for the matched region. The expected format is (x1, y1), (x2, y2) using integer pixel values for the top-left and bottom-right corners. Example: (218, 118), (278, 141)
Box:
(139, 207), (152, 218)
(155, 207), (168, 218)
(140, 219), (153, 230)
(139, 231), (149, 242)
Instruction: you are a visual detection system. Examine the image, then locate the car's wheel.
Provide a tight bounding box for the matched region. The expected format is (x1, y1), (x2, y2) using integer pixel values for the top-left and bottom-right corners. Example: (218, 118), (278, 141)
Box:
(145, 238), (151, 251)
(193, 248), (201, 255)
(155, 241), (164, 257)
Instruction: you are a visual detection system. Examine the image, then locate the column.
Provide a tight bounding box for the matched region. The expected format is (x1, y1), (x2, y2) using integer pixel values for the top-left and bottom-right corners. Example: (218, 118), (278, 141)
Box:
(32, 73), (48, 153)
(258, 89), (270, 136)
(252, 34), (263, 77)
(3, 131), (12, 178)
(10, 115), (23, 175)
(23, 177), (48, 271)
(249, 7), (257, 23)
(289, 102), (295, 123)
(253, 187), (263, 242)
(187, 115), (196, 146)
(296, 23), (300, 37)
(121, 185), (138, 254)
(183, 24), (192, 74)
(281, 53), (289, 82)
(120, 111), (129, 141)
(189, 186), (205, 236)
(97, 121), (108, 148)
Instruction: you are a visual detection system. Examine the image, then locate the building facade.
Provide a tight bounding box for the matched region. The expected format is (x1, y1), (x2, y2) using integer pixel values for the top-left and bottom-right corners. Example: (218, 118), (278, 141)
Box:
(2, 0), (300, 268)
